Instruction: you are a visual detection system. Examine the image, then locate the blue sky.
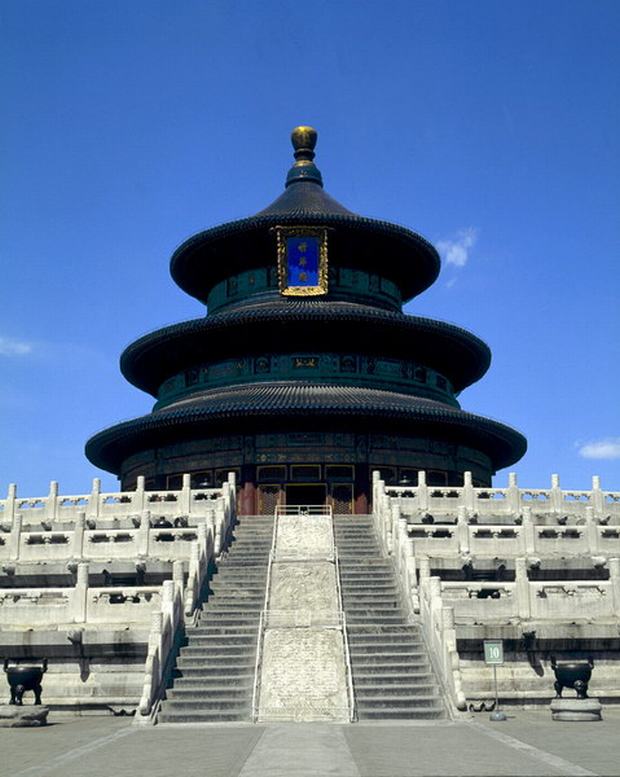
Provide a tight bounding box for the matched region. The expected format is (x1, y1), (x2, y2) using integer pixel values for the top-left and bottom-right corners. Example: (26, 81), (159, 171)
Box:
(1, 0), (618, 497)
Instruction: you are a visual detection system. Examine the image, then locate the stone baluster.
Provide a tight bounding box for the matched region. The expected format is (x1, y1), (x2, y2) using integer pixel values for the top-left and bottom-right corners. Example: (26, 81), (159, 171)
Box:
(456, 506), (469, 555)
(89, 478), (101, 519)
(388, 502), (400, 555)
(522, 506), (535, 554)
(172, 560), (184, 592)
(135, 476), (146, 513)
(591, 475), (604, 517)
(46, 481), (59, 523)
(418, 556), (431, 582)
(463, 471), (475, 513)
(609, 558), (620, 617)
(137, 510), (151, 556)
(417, 471), (429, 512)
(515, 557), (531, 619)
(550, 473), (563, 514)
(507, 472), (520, 514)
(71, 511), (85, 560)
(9, 511), (22, 562)
(5, 483), (16, 525)
(584, 507), (598, 554)
(72, 562), (89, 623)
(180, 473), (191, 516)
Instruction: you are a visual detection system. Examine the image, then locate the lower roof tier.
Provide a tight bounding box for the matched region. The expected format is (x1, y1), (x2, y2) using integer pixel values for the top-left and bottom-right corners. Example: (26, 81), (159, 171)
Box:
(120, 300), (491, 396)
(85, 382), (526, 475)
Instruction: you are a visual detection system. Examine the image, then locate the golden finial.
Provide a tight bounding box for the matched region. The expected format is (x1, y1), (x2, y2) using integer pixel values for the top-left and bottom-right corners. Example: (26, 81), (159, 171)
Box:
(286, 125), (323, 188)
(291, 126), (318, 154)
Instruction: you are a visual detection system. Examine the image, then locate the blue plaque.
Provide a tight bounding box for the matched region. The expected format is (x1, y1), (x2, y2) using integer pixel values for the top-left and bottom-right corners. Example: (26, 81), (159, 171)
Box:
(276, 227), (328, 296)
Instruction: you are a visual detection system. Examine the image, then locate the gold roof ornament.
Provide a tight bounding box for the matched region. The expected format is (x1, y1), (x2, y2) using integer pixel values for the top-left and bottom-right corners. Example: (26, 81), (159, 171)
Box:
(286, 125), (323, 187)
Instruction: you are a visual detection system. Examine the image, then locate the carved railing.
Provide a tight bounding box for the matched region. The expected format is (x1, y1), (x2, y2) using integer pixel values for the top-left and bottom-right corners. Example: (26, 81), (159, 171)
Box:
(378, 471), (620, 522)
(0, 472), (236, 526)
(136, 578), (185, 721)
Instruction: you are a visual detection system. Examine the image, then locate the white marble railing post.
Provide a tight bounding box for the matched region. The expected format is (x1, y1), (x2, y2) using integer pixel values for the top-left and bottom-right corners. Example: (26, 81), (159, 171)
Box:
(584, 507), (599, 554)
(550, 473), (563, 514)
(72, 562), (89, 622)
(507, 472), (520, 513)
(180, 474), (191, 515)
(46, 481), (59, 522)
(609, 558), (620, 617)
(172, 560), (184, 590)
(135, 476), (146, 513)
(89, 478), (101, 519)
(522, 507), (535, 554)
(515, 557), (531, 619)
(137, 510), (150, 556)
(9, 513), (22, 561)
(463, 472), (475, 512)
(417, 471), (429, 512)
(71, 511), (86, 559)
(456, 506), (469, 554)
(591, 475), (604, 516)
(5, 483), (16, 524)
(419, 556), (431, 582)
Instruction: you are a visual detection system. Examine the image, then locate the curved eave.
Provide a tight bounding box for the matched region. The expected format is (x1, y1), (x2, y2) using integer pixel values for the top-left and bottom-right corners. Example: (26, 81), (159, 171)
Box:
(169, 211), (440, 305)
(119, 302), (491, 396)
(85, 383), (526, 475)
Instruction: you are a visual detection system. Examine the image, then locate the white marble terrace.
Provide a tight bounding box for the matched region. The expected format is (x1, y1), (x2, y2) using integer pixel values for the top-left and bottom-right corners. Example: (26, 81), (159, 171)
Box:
(373, 472), (620, 711)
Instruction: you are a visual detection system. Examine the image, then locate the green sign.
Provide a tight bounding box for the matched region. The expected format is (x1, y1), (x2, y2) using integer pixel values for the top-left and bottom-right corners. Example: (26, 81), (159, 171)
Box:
(483, 640), (504, 665)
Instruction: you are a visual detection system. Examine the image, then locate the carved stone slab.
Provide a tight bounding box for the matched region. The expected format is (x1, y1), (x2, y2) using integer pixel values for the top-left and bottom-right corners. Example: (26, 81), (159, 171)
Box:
(269, 562), (338, 619)
(258, 628), (348, 722)
(274, 515), (334, 560)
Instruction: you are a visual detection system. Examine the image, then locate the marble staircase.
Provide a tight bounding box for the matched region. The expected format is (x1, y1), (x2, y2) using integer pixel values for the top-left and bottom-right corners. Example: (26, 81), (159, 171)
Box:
(334, 515), (446, 720)
(158, 515), (273, 723)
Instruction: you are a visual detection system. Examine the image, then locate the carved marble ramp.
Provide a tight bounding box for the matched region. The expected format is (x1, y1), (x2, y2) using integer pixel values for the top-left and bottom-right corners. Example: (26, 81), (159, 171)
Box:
(257, 512), (350, 722)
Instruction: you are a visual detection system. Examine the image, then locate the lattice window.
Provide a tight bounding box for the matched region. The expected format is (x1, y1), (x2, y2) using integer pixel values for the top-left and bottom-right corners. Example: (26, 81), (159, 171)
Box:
(258, 485), (281, 515)
(331, 484), (353, 514)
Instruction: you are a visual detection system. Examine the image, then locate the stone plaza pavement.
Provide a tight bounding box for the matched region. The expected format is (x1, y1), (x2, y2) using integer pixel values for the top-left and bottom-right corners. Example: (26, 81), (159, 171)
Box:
(1, 710), (619, 777)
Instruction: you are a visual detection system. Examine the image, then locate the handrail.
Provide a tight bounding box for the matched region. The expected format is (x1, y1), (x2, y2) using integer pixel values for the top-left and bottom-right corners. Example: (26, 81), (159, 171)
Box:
(334, 549), (356, 722)
(251, 511), (278, 722)
(250, 610), (264, 722)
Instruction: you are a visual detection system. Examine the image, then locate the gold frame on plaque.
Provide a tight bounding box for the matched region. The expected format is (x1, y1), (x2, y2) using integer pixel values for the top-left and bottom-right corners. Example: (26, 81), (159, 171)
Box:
(276, 226), (329, 296)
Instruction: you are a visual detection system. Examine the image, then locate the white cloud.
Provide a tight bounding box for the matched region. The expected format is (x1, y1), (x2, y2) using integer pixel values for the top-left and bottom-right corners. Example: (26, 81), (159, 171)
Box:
(437, 227), (478, 268)
(578, 438), (620, 460)
(0, 336), (33, 356)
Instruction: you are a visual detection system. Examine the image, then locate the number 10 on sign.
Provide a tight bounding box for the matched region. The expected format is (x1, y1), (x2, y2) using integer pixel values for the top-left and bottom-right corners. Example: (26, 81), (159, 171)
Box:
(483, 640), (506, 721)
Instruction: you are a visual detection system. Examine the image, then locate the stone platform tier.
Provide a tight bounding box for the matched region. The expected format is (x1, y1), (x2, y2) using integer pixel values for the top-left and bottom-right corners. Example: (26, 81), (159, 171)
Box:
(334, 515), (446, 720)
(158, 515), (273, 723)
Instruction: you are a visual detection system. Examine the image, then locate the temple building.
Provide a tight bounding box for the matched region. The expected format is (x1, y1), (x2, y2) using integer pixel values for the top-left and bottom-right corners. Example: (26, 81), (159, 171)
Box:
(85, 127), (526, 514)
(1, 128), (617, 723)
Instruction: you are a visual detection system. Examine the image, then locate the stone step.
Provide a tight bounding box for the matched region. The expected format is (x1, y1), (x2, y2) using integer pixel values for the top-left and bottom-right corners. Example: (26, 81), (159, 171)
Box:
(347, 614), (408, 624)
(347, 624), (419, 635)
(187, 634), (256, 645)
(167, 686), (252, 699)
(356, 694), (442, 708)
(352, 670), (435, 683)
(351, 660), (431, 673)
(356, 707), (445, 720)
(159, 710), (250, 723)
(162, 698), (251, 712)
(349, 651), (428, 664)
(191, 625), (258, 635)
(173, 668), (255, 681)
(348, 638), (425, 649)
(173, 665), (255, 677)
(354, 683), (438, 695)
(171, 677), (254, 690)
(177, 652), (255, 666)
(178, 641), (256, 654)
(196, 616), (260, 626)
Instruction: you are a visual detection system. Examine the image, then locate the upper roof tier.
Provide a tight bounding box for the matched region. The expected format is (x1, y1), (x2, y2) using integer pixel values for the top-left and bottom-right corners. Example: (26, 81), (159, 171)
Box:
(170, 127), (440, 306)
